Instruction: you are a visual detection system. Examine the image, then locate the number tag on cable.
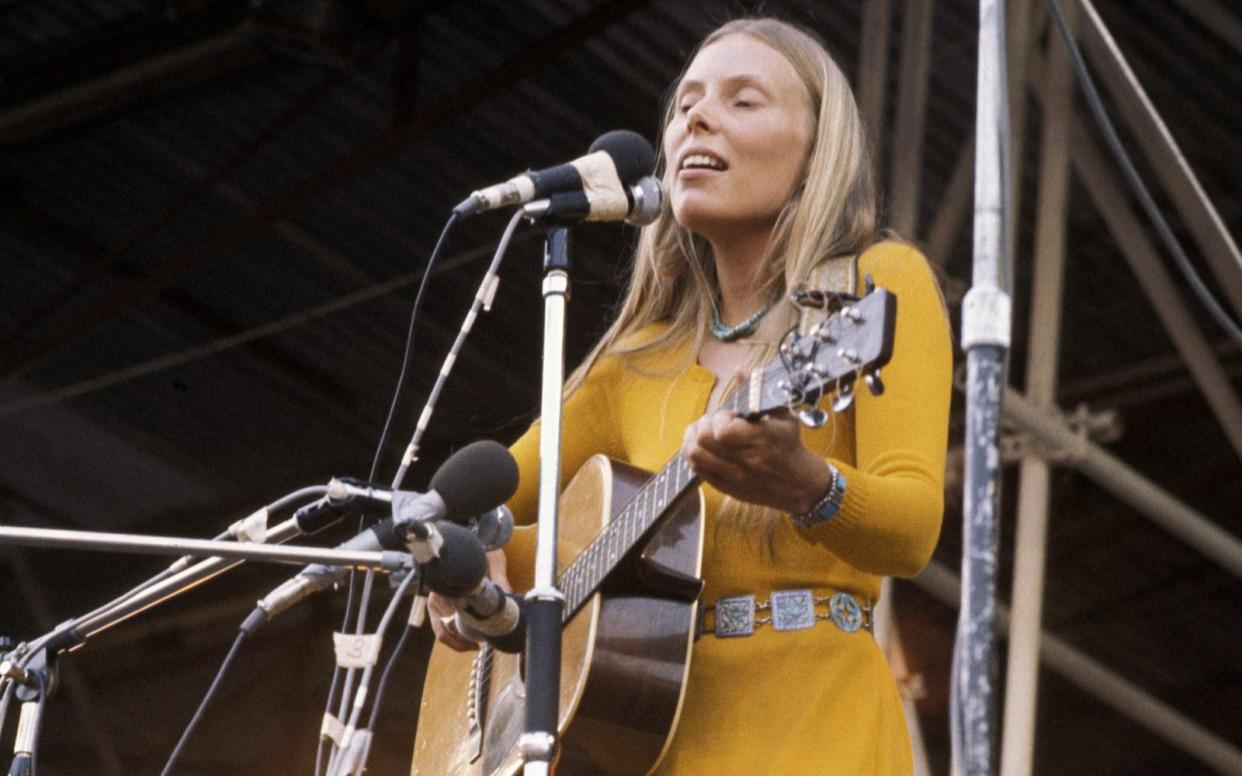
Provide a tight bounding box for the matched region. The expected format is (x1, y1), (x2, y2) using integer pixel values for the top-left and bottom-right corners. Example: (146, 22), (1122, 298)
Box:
(320, 713), (345, 745)
(332, 632), (383, 669)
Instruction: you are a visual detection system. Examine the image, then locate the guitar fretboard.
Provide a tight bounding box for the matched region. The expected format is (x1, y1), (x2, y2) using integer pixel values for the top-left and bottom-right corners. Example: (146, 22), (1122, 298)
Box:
(557, 451), (696, 619)
(556, 382), (760, 620)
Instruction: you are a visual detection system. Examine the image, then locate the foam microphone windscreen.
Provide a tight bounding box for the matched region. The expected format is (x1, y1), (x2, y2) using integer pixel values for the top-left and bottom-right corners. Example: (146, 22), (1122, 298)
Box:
(590, 129), (656, 185)
(430, 440), (520, 521)
(423, 522), (488, 597)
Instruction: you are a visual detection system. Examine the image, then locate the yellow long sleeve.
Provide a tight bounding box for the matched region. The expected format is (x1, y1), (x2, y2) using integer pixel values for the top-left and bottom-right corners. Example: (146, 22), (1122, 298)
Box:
(803, 241), (953, 576)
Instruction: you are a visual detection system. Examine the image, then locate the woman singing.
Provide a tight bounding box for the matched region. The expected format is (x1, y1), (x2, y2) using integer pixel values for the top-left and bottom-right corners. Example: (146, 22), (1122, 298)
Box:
(429, 16), (951, 775)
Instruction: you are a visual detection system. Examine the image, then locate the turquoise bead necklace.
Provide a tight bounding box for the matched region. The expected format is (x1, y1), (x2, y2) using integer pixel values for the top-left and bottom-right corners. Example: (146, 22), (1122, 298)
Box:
(709, 295), (774, 342)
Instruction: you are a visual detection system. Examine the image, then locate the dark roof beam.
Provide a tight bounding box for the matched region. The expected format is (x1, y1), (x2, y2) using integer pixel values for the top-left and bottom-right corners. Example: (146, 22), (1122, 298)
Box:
(0, 29), (268, 147)
(0, 0), (654, 382)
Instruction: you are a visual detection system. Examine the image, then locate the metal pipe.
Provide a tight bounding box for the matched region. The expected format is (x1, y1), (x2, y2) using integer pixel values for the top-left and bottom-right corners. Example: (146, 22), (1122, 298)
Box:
(955, 1), (1012, 772)
(1076, 0), (1242, 320)
(0, 30), (262, 146)
(888, 0), (935, 238)
(918, 560), (1242, 774)
(522, 229), (573, 775)
(857, 0), (894, 157)
(1069, 123), (1242, 463)
(1000, 3), (1076, 772)
(1003, 389), (1242, 580)
(0, 525), (408, 570)
(1021, 27), (1242, 463)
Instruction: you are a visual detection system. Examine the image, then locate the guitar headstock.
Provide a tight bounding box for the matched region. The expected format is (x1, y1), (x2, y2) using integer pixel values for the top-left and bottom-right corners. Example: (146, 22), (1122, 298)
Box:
(738, 284), (897, 425)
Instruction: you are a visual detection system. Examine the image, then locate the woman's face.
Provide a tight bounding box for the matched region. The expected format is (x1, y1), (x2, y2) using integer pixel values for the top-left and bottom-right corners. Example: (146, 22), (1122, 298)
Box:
(663, 33), (815, 243)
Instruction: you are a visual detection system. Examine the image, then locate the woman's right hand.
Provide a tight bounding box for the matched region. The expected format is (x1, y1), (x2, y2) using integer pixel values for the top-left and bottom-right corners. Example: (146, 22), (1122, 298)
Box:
(428, 548), (512, 652)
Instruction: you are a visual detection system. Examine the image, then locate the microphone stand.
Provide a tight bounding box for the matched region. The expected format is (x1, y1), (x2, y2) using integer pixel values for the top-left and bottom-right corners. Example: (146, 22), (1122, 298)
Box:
(3, 648), (51, 776)
(0, 523), (413, 775)
(0, 525), (411, 571)
(521, 223), (571, 774)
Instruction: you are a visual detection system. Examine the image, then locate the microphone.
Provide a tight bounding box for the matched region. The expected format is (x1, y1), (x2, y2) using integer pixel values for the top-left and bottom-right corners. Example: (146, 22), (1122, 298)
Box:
(453, 129), (655, 217)
(285, 440), (518, 539)
(241, 441), (519, 632)
(522, 175), (663, 226)
(452, 580), (527, 654)
(419, 522), (527, 653)
(464, 505), (514, 552)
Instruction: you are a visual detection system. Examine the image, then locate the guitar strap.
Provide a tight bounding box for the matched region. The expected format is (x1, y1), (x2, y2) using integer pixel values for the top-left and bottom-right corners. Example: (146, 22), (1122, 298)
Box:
(796, 252), (860, 336)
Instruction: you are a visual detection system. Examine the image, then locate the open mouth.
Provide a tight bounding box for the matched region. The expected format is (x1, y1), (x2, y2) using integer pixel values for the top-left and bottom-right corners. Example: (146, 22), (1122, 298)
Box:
(679, 153), (728, 171)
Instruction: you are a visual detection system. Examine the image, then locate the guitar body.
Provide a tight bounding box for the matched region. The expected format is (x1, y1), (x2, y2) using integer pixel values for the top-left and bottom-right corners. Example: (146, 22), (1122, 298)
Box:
(412, 455), (706, 776)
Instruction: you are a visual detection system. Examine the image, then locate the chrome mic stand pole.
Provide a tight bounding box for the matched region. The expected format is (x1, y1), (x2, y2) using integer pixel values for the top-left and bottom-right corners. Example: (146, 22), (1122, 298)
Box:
(955, 0), (1012, 773)
(521, 224), (571, 775)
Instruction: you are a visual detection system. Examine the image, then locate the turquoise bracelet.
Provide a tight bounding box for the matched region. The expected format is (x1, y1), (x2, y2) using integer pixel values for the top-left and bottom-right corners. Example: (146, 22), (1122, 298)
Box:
(791, 465), (847, 528)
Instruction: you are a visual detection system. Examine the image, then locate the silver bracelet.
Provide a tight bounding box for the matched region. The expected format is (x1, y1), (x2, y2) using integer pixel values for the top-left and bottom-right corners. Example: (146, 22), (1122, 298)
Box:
(791, 464), (847, 529)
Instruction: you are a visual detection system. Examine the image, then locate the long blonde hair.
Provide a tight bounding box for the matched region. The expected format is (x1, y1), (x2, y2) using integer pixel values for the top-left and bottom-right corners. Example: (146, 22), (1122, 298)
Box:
(565, 19), (880, 539)
(567, 18), (879, 396)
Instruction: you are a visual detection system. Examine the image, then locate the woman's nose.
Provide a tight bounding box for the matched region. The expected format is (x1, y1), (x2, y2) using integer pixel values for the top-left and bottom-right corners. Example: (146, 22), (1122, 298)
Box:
(685, 97), (718, 133)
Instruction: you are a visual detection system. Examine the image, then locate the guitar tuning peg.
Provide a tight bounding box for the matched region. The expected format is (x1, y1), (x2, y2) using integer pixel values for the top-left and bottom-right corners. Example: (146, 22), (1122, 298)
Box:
(832, 380), (855, 413)
(864, 274), (876, 295)
(865, 368), (884, 396)
(797, 406), (829, 428)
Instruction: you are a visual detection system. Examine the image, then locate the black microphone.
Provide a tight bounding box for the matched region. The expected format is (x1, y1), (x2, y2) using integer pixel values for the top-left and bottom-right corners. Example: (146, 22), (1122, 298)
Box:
(522, 175), (663, 226)
(299, 440), (519, 529)
(421, 522), (527, 653)
(241, 442), (518, 632)
(453, 129), (655, 217)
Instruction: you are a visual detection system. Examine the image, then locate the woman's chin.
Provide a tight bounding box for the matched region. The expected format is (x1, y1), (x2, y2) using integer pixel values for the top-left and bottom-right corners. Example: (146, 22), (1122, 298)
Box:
(671, 204), (729, 240)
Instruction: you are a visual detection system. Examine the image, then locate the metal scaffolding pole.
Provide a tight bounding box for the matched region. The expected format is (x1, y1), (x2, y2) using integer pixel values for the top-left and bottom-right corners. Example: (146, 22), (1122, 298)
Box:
(999, 2), (1076, 772)
(857, 0), (894, 158)
(1077, 0), (1242, 320)
(1022, 8), (1242, 461)
(919, 560), (1242, 775)
(1003, 389), (1242, 580)
(1070, 125), (1242, 463)
(889, 0), (935, 238)
(955, 1), (1011, 772)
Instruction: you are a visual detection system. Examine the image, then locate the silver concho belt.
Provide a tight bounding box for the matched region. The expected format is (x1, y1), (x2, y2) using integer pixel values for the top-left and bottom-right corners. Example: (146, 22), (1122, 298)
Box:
(700, 589), (873, 638)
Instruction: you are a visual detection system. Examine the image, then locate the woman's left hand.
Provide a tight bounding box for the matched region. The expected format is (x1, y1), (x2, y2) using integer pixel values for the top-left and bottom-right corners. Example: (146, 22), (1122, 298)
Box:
(682, 408), (833, 515)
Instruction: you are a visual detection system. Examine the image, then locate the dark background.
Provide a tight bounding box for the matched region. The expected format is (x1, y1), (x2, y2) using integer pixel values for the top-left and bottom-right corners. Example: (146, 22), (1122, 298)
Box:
(1, 1), (1239, 773)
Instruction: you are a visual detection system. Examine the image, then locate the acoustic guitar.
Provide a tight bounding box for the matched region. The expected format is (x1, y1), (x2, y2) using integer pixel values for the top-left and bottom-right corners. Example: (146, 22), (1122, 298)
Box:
(412, 285), (896, 775)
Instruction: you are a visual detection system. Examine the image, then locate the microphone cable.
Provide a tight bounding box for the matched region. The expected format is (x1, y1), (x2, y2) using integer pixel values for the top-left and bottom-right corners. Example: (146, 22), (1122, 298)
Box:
(321, 208), (527, 775)
(322, 568), (419, 776)
(159, 629), (249, 776)
(365, 621), (415, 733)
(318, 209), (462, 775)
(1045, 0), (1242, 346)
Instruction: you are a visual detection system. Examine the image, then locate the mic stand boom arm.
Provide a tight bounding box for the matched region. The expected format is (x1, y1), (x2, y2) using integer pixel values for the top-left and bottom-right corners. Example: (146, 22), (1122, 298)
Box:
(0, 524), (411, 658)
(0, 524), (411, 571)
(0, 524), (412, 776)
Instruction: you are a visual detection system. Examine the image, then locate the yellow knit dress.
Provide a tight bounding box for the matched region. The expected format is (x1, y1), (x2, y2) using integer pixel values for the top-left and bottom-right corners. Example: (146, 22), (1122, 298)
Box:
(503, 241), (952, 775)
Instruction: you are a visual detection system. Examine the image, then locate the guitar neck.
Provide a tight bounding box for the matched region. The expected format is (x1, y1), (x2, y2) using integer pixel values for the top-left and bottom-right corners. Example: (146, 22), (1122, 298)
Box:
(556, 386), (765, 620)
(557, 450), (698, 619)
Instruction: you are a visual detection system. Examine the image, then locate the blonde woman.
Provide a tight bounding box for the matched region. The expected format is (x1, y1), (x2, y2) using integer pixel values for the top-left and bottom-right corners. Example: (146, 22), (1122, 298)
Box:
(431, 17), (951, 775)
